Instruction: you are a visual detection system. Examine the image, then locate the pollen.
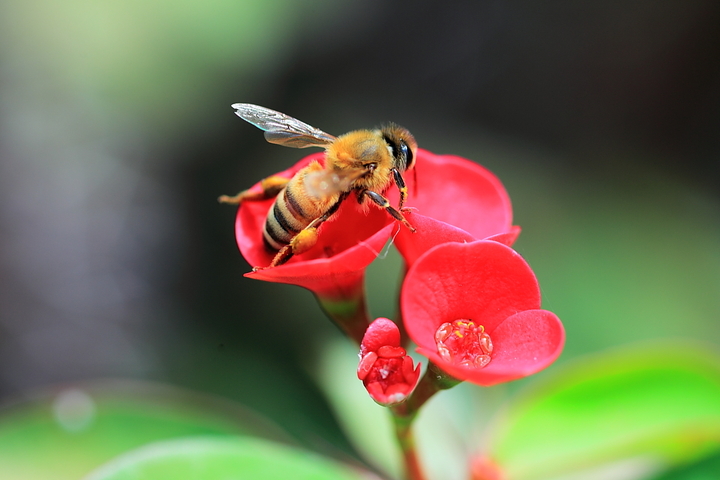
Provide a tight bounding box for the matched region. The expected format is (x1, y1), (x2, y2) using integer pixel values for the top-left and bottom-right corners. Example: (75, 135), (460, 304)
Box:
(435, 319), (493, 369)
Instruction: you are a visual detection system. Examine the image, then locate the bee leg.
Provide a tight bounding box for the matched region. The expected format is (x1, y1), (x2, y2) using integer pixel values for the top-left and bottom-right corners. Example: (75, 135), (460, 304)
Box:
(391, 168), (409, 210)
(260, 192), (350, 269)
(218, 175), (289, 204)
(363, 190), (416, 233)
(262, 227), (320, 269)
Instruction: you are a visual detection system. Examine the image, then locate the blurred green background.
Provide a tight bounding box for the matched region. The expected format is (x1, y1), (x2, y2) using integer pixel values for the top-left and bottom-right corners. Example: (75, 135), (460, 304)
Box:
(0, 0), (719, 478)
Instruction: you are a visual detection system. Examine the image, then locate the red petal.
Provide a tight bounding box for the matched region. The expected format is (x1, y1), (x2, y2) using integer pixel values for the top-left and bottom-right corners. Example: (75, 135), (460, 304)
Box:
(384, 383), (412, 397)
(402, 356), (422, 385)
(395, 214), (476, 266)
(390, 150), (514, 240)
(402, 240), (541, 354)
(391, 150), (519, 267)
(365, 382), (387, 402)
(377, 345), (406, 358)
(483, 309), (565, 376)
(372, 383), (412, 406)
(486, 225), (522, 247)
(233, 153), (396, 298)
(360, 318), (401, 355)
(357, 351), (378, 381)
(419, 310), (565, 386)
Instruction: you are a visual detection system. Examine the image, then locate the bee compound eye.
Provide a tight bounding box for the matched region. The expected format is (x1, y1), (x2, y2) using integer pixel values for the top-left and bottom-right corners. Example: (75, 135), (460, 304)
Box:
(399, 143), (408, 157)
(400, 141), (413, 169)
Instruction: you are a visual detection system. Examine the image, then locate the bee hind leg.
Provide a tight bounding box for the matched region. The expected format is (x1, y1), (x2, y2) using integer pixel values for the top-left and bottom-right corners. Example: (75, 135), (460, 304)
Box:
(256, 227), (320, 270)
(218, 175), (289, 204)
(256, 193), (349, 270)
(363, 190), (416, 233)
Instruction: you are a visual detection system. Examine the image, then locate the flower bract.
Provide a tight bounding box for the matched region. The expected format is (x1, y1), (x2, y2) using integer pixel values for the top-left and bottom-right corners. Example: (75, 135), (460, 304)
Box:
(234, 152), (395, 300)
(401, 240), (565, 386)
(392, 150), (520, 266)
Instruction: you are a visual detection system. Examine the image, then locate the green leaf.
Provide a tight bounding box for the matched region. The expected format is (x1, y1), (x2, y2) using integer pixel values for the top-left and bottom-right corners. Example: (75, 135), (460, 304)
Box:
(488, 342), (720, 480)
(0, 380), (286, 480)
(84, 436), (368, 480)
(649, 450), (720, 480)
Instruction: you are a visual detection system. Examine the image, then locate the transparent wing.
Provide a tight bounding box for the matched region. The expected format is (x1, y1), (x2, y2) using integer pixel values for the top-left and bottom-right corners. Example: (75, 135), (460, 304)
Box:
(303, 168), (366, 199)
(231, 103), (337, 148)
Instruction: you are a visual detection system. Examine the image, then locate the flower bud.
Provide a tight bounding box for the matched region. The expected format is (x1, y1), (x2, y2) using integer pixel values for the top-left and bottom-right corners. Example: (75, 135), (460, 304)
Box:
(358, 318), (421, 406)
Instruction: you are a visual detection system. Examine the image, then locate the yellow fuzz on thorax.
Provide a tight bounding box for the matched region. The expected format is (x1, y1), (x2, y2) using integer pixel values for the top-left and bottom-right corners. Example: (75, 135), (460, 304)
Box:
(326, 130), (395, 194)
(289, 160), (343, 217)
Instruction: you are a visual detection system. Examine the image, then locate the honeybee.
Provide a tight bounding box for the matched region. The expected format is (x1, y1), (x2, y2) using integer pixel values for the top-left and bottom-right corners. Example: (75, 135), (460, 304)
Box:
(219, 103), (418, 269)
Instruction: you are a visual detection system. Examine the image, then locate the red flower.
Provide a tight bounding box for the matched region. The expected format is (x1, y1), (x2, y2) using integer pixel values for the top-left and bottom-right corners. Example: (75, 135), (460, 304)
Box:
(391, 151), (520, 266)
(233, 149), (517, 293)
(234, 152), (395, 300)
(230, 150), (520, 343)
(357, 318), (421, 406)
(400, 240), (564, 386)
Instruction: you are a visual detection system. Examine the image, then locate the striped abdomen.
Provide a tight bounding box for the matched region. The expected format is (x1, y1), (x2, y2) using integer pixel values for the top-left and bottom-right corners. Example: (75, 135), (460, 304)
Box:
(263, 185), (311, 252)
(262, 161), (346, 252)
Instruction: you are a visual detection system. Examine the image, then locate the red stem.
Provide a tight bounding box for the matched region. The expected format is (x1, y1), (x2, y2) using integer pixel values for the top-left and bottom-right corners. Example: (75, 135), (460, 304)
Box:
(392, 414), (427, 480)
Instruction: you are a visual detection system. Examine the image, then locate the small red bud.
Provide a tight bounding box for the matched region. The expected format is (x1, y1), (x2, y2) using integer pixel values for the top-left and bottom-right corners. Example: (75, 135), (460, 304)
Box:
(358, 318), (421, 406)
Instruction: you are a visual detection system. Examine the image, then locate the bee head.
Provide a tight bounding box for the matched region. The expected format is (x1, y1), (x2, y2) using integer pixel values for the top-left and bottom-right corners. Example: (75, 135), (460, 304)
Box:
(381, 124), (417, 172)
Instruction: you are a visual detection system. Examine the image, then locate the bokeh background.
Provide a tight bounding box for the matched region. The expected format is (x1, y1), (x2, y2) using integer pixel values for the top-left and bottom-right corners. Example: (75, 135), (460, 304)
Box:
(1, 0), (719, 475)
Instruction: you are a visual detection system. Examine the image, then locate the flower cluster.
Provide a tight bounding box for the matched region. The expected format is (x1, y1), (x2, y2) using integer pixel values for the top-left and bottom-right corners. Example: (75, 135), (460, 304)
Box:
(230, 148), (564, 394)
(228, 146), (565, 480)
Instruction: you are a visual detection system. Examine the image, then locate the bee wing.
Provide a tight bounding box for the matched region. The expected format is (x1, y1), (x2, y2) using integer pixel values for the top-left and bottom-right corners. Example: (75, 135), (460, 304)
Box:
(231, 103), (337, 148)
(303, 168), (366, 198)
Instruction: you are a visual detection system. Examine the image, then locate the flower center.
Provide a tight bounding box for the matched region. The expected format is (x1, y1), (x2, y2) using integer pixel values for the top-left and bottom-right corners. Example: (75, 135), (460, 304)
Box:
(435, 319), (493, 368)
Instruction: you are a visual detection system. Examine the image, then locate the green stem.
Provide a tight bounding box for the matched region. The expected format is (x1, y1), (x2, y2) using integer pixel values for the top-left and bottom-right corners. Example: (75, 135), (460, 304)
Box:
(389, 362), (462, 480)
(315, 292), (371, 345)
(393, 362), (461, 418)
(391, 414), (427, 480)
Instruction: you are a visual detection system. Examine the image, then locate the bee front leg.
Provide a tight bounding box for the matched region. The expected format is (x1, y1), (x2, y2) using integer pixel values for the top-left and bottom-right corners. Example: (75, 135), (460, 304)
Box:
(391, 168), (409, 210)
(363, 190), (416, 233)
(218, 175), (289, 204)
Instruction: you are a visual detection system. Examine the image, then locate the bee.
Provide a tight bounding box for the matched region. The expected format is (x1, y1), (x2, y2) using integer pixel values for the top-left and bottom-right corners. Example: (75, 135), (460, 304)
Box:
(218, 103), (418, 269)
